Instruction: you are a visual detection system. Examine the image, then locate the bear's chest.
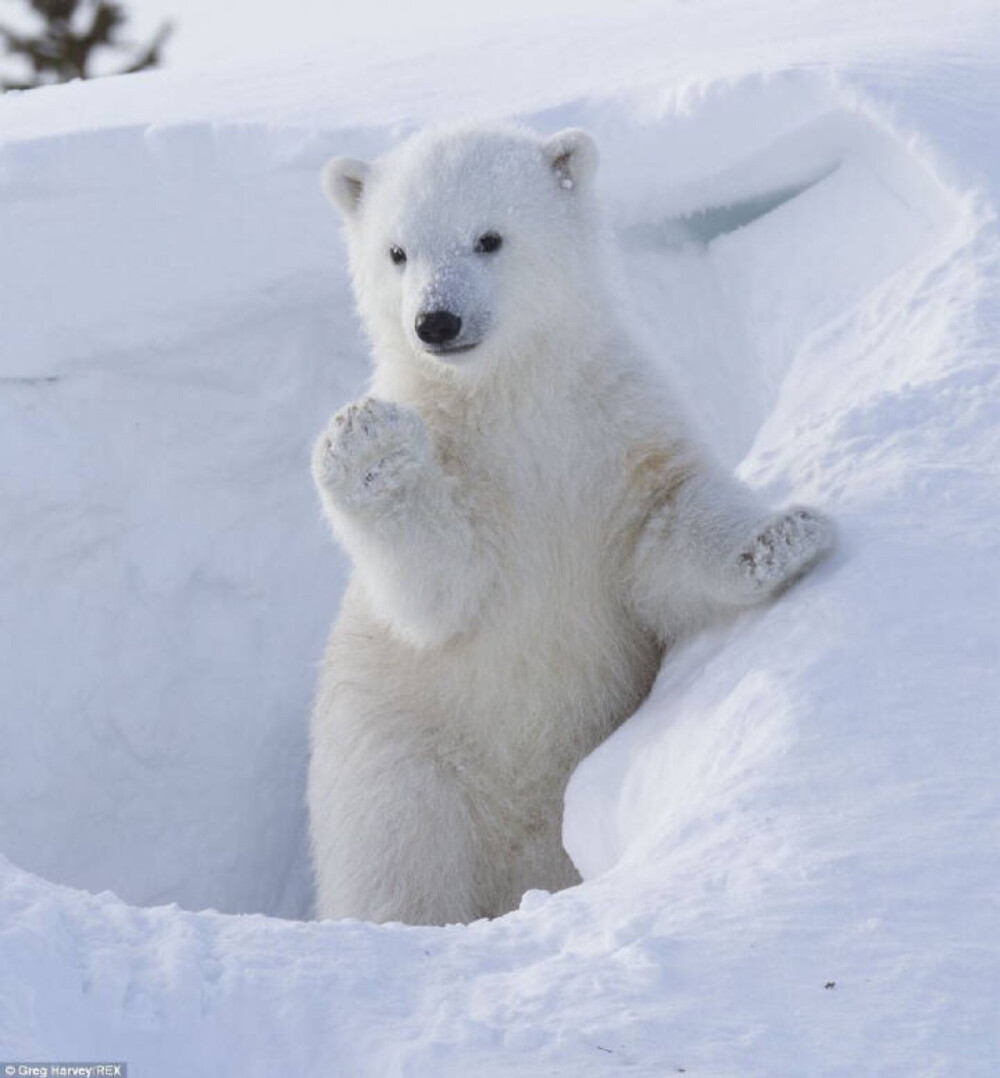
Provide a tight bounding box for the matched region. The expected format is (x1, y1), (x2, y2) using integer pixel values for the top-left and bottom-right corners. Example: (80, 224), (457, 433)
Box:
(443, 404), (629, 577)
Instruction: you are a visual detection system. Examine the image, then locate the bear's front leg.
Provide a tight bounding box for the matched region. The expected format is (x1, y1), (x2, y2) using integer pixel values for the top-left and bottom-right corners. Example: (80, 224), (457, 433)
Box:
(631, 469), (835, 638)
(313, 397), (492, 647)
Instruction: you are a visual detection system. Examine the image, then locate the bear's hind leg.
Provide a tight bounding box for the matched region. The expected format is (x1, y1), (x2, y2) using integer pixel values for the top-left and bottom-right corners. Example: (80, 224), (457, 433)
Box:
(309, 702), (481, 926)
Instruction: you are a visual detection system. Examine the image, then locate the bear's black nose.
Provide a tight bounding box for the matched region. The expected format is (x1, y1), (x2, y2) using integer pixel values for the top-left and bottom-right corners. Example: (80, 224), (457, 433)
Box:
(416, 310), (462, 345)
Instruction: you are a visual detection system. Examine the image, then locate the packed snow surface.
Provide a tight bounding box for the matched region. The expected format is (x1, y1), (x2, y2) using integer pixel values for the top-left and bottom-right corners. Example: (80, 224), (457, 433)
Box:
(1, 1), (998, 1074)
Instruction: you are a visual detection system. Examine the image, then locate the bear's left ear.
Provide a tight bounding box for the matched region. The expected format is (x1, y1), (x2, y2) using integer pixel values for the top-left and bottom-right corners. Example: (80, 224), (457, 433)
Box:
(321, 156), (371, 218)
(543, 128), (599, 192)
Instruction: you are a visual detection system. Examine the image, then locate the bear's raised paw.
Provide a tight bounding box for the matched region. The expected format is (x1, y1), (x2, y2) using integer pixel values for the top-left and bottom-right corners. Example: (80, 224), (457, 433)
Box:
(736, 506), (836, 597)
(312, 397), (430, 511)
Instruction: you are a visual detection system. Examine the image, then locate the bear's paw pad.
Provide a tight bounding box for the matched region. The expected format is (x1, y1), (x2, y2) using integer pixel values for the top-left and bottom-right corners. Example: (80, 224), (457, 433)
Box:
(315, 397), (428, 507)
(738, 506), (835, 591)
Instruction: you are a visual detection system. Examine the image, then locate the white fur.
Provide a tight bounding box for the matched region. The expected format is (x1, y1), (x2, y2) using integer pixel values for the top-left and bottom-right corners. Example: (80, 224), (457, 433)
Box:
(309, 123), (835, 925)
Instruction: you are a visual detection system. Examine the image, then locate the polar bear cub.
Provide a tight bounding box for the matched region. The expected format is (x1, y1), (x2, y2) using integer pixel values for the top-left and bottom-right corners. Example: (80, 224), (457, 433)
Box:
(308, 124), (834, 925)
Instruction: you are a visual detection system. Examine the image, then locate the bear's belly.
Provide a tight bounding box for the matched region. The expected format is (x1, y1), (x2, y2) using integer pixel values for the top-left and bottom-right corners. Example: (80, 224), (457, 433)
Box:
(318, 578), (663, 916)
(469, 599), (659, 761)
(334, 577), (662, 786)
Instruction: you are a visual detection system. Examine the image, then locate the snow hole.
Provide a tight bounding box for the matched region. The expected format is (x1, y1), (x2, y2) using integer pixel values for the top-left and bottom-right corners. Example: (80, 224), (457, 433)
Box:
(0, 71), (959, 921)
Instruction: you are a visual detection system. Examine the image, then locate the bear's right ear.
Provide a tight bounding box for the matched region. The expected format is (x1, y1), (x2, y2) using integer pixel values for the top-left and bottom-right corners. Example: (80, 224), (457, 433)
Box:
(321, 157), (370, 218)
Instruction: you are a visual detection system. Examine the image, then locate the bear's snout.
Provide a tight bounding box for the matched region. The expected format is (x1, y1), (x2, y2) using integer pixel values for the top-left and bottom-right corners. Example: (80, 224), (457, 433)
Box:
(416, 310), (463, 346)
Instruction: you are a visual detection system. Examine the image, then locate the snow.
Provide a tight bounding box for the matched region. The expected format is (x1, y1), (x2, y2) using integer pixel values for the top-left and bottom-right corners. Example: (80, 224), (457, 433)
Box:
(1, 1), (998, 1073)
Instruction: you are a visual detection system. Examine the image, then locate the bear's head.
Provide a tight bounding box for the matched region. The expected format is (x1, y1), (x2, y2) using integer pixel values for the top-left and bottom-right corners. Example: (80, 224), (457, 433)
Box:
(322, 124), (602, 377)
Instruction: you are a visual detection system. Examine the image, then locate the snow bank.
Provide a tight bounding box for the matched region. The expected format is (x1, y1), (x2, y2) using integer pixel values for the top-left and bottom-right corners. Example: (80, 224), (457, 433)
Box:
(1, 3), (998, 1073)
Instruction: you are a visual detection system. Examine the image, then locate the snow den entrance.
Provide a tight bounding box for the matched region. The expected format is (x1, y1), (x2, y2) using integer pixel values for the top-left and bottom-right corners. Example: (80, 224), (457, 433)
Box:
(0, 72), (958, 921)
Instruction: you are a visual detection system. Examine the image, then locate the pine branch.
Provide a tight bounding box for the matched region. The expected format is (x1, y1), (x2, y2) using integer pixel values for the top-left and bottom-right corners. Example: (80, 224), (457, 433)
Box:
(118, 19), (172, 75)
(1, 0), (174, 89)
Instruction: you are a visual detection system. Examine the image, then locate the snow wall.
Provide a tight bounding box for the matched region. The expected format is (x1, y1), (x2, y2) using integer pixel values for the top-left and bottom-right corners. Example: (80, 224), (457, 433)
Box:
(1, 19), (998, 1077)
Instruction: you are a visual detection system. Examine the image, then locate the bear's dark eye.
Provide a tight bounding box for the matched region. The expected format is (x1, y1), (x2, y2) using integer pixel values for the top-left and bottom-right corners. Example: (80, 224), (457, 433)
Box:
(474, 231), (503, 254)
(389, 245), (407, 265)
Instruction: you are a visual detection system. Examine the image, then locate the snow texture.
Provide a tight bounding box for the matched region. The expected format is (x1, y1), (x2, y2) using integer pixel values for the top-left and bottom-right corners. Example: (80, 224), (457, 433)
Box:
(1, 1), (998, 1073)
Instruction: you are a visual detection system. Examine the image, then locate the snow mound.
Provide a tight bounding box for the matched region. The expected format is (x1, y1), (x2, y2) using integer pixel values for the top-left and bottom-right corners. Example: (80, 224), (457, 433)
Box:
(1, 19), (998, 1076)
